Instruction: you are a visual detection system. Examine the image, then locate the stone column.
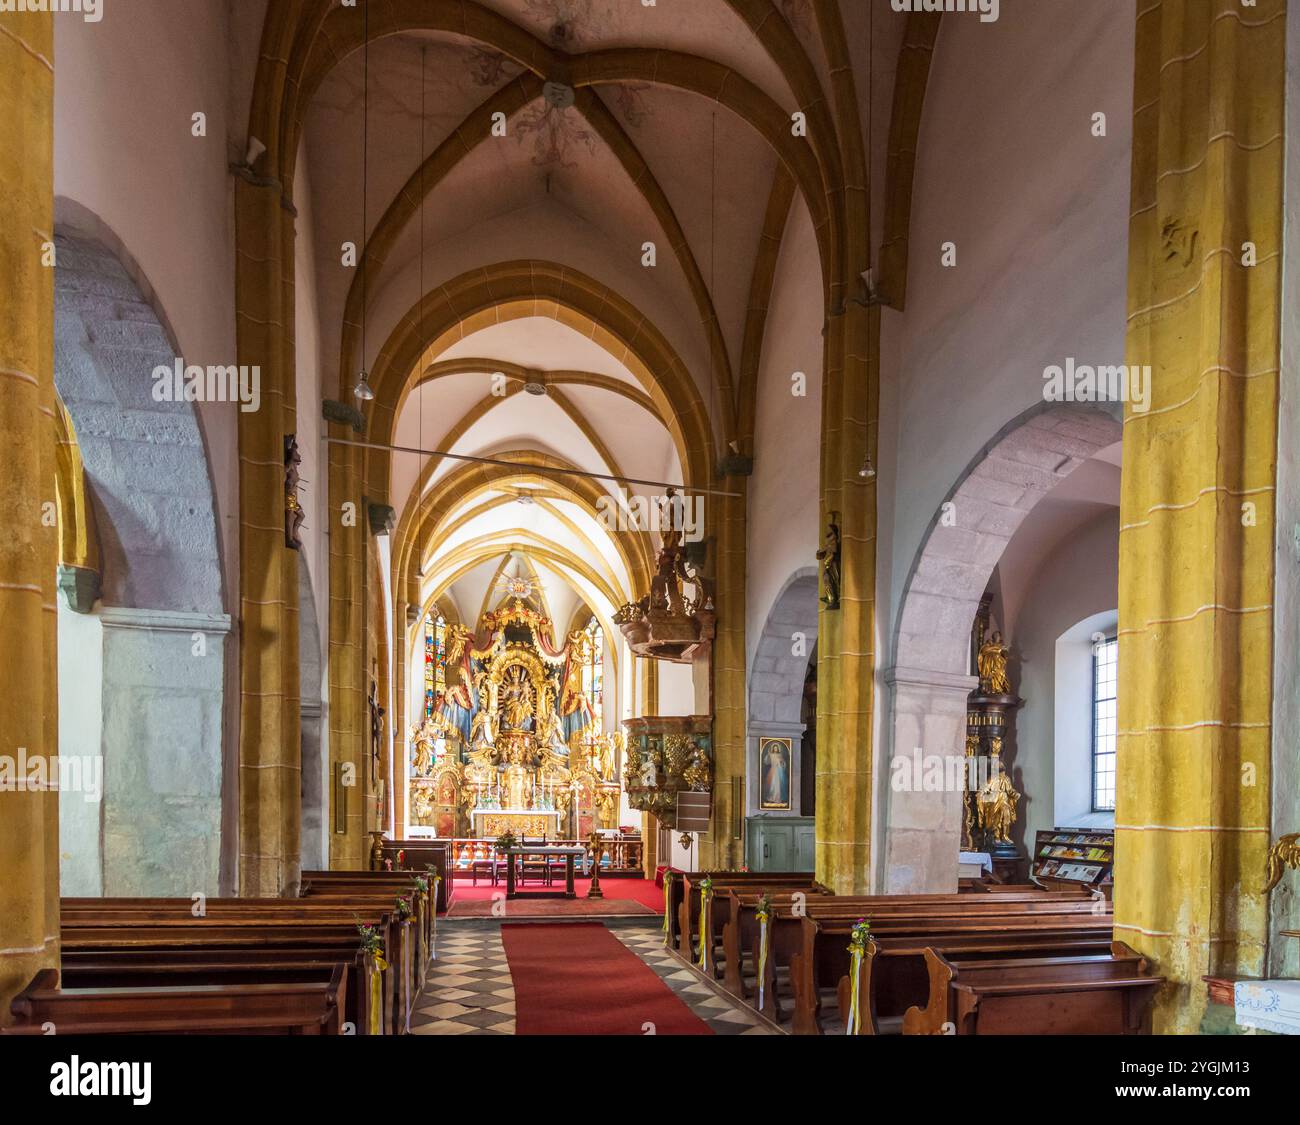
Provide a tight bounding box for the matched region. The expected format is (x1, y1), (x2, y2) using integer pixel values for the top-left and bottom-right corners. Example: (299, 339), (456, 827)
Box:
(703, 473), (747, 869)
(1114, 0), (1283, 1032)
(815, 300), (879, 894)
(235, 176), (302, 894)
(881, 666), (976, 894)
(327, 437), (367, 869)
(0, 8), (58, 1021)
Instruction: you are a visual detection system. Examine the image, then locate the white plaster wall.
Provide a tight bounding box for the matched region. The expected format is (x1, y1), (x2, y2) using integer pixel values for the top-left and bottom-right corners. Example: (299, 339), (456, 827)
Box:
(1009, 511), (1119, 850)
(746, 198), (823, 669)
(882, 0), (1134, 648)
(656, 661), (696, 718)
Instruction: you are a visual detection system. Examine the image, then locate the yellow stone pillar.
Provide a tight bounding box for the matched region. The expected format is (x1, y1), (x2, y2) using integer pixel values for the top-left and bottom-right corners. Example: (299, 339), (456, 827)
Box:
(235, 179), (302, 895)
(1114, 0), (1283, 1032)
(0, 8), (60, 1020)
(815, 299), (879, 895)
(328, 438), (367, 868)
(704, 474), (748, 869)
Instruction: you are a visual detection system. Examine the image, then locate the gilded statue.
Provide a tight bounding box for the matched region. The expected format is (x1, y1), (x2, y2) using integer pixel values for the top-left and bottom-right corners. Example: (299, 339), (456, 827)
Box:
(471, 703), (497, 747)
(683, 744), (713, 793)
(961, 733), (980, 851)
(816, 518), (841, 609)
(977, 631), (1012, 696)
(976, 739), (1019, 845)
(411, 724), (435, 776)
(500, 665), (535, 730)
(411, 785), (435, 825)
(1264, 832), (1300, 893)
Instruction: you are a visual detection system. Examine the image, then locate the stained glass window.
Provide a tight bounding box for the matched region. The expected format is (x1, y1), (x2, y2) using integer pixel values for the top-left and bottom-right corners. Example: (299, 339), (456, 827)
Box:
(425, 613), (446, 720)
(583, 616), (603, 730)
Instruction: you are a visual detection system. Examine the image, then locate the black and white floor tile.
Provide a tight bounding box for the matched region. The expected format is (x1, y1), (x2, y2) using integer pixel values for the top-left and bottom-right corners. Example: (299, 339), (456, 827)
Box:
(410, 920), (778, 1036)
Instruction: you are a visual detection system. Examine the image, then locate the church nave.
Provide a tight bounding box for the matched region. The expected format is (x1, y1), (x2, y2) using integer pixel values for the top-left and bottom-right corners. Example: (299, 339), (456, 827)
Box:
(1, 0), (1298, 1108)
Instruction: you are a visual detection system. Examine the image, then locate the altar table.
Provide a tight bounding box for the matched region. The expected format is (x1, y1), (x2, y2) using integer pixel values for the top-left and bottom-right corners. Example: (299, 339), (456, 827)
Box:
(503, 846), (586, 899)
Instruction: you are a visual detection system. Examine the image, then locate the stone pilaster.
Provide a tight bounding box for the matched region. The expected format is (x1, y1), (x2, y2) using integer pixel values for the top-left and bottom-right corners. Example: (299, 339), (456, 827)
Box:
(1114, 0), (1283, 1032)
(328, 438), (367, 869)
(97, 608), (230, 896)
(0, 7), (59, 1021)
(235, 176), (301, 895)
(815, 301), (879, 894)
(881, 666), (976, 894)
(703, 475), (747, 869)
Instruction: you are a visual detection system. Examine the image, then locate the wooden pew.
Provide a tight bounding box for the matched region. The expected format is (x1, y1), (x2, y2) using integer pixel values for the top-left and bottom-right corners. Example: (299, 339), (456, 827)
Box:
(359, 843), (454, 912)
(790, 904), (1113, 1035)
(673, 871), (828, 965)
(901, 942), (1162, 1034)
(723, 888), (1093, 1011)
(64, 903), (410, 1034)
(663, 870), (818, 949)
(6, 966), (347, 1035)
(61, 898), (409, 1034)
(297, 873), (435, 988)
(59, 942), (379, 1034)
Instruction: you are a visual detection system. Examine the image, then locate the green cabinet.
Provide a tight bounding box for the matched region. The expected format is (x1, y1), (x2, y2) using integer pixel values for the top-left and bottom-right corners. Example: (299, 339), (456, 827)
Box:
(745, 817), (815, 872)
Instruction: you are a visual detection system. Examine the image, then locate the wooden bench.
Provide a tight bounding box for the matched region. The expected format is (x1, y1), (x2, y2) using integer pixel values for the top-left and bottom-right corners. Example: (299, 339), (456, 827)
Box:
(901, 942), (1162, 1034)
(59, 941), (380, 1034)
(361, 843), (454, 912)
(789, 903), (1113, 1034)
(65, 902), (412, 1033)
(673, 871), (828, 967)
(6, 966), (347, 1035)
(663, 869), (817, 948)
(297, 873), (436, 987)
(61, 897), (412, 1034)
(722, 888), (1093, 1015)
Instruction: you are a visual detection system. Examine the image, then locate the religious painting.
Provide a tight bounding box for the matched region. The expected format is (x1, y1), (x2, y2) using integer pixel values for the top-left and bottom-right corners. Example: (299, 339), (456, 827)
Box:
(758, 737), (792, 811)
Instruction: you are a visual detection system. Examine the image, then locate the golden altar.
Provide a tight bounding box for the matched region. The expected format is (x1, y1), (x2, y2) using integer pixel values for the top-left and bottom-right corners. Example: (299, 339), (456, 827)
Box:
(471, 809), (562, 839)
(410, 598), (622, 840)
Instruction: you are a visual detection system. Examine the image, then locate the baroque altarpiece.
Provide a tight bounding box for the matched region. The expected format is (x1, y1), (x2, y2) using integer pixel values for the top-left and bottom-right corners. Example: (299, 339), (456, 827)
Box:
(408, 598), (622, 840)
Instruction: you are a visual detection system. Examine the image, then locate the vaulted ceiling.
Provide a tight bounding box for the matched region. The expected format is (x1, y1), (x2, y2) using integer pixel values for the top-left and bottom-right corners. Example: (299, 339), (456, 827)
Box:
(288, 0), (906, 629)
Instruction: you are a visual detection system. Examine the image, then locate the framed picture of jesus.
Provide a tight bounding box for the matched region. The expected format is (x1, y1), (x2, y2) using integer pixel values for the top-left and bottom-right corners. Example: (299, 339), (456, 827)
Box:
(758, 737), (792, 811)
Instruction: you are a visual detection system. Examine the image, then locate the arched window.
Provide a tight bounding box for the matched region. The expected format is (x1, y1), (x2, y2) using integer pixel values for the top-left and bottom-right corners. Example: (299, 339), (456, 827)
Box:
(583, 616), (603, 730)
(1092, 635), (1118, 811)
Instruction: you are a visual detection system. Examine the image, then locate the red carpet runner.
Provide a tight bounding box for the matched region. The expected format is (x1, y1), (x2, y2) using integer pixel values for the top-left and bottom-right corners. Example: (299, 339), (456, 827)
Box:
(500, 922), (712, 1035)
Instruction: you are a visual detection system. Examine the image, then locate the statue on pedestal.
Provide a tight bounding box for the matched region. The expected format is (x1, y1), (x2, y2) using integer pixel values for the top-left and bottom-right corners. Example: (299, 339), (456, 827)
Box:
(977, 631), (1012, 696)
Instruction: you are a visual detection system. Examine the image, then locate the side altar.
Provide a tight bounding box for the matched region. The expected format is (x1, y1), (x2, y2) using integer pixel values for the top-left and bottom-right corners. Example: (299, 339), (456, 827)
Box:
(408, 598), (622, 840)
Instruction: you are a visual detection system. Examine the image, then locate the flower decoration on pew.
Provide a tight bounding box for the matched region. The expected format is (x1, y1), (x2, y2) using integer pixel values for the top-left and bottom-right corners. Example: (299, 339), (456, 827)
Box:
(844, 918), (872, 1036)
(696, 877), (715, 968)
(755, 893), (773, 1010)
(395, 894), (413, 922)
(662, 870), (674, 941)
(356, 923), (386, 964)
(412, 875), (428, 897)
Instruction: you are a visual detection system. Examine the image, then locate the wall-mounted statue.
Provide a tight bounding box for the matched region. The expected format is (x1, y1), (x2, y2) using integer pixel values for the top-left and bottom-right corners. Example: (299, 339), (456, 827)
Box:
(816, 516), (841, 609)
(283, 434), (305, 550)
(977, 630), (1012, 696)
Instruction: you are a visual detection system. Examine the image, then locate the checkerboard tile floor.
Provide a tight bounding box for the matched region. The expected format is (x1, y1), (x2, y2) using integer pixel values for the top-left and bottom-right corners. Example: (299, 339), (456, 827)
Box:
(411, 921), (779, 1036)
